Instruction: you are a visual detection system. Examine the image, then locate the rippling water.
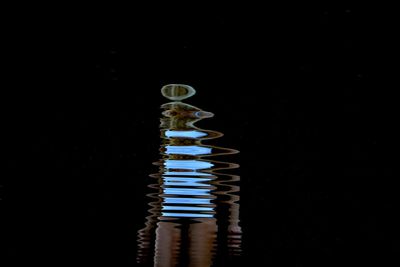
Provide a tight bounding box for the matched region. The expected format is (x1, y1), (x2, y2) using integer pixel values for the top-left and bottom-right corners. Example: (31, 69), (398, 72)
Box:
(137, 85), (242, 267)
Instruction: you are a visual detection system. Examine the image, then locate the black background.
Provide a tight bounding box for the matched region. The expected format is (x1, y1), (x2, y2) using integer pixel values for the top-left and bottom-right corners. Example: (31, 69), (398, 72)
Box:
(4, 3), (398, 266)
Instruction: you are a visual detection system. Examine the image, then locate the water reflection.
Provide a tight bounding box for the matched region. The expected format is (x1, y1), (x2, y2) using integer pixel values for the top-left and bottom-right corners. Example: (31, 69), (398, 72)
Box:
(137, 84), (242, 266)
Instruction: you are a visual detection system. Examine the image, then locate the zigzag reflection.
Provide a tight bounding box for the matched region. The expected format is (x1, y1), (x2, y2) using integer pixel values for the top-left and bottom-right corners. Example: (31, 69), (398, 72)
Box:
(137, 84), (242, 266)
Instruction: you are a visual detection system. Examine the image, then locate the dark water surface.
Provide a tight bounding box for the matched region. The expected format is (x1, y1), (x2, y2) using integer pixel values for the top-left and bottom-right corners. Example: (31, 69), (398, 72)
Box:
(137, 84), (241, 266)
(4, 3), (397, 267)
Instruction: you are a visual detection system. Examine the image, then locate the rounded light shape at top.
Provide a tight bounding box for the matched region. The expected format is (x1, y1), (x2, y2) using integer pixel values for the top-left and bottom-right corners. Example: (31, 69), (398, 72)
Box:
(161, 84), (196, 101)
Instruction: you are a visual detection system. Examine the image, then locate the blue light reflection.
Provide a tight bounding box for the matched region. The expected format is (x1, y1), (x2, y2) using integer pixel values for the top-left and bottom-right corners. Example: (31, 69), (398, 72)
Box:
(165, 130), (207, 138)
(165, 145), (212, 155)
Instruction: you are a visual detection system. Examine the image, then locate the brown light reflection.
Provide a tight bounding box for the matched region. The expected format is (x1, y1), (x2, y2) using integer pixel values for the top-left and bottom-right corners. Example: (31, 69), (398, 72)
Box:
(137, 84), (242, 266)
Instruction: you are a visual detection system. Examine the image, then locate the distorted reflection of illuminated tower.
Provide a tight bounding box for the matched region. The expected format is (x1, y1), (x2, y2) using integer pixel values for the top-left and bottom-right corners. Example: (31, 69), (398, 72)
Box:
(137, 84), (242, 267)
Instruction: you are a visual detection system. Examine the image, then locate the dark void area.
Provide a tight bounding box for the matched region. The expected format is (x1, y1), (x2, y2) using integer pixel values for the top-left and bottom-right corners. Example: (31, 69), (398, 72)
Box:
(3, 3), (397, 267)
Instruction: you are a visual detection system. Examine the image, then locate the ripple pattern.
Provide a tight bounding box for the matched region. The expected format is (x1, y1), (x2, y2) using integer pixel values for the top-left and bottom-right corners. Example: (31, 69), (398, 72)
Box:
(137, 84), (242, 266)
